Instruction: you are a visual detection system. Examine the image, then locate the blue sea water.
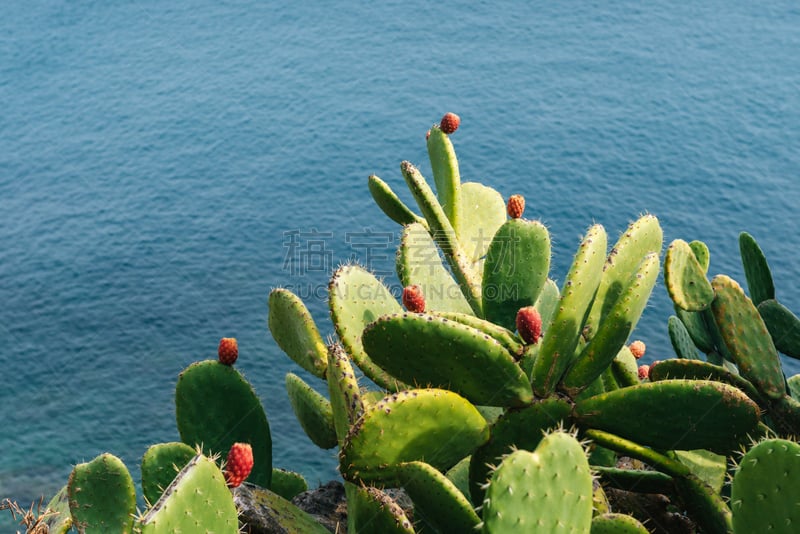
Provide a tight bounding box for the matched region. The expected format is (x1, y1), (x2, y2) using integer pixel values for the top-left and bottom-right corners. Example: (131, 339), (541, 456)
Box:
(1, 0), (799, 526)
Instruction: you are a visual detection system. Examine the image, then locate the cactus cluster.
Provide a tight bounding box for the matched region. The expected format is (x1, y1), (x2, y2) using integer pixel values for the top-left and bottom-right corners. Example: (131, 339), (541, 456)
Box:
(9, 112), (799, 533)
(266, 114), (796, 533)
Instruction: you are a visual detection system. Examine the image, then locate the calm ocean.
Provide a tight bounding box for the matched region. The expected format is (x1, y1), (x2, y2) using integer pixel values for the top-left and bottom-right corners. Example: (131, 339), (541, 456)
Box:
(2, 0), (799, 526)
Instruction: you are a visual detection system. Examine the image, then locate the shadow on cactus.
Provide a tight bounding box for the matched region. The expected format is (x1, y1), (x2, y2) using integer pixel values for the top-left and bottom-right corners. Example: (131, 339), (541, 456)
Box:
(268, 112), (770, 533)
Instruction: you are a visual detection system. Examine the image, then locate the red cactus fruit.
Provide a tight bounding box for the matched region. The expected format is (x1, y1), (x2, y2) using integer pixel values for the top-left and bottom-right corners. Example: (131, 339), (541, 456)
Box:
(402, 285), (426, 313)
(440, 112), (460, 134)
(638, 364), (650, 380)
(224, 442), (254, 488)
(507, 194), (525, 219)
(426, 129), (431, 140)
(218, 337), (238, 366)
(629, 340), (646, 359)
(516, 306), (542, 345)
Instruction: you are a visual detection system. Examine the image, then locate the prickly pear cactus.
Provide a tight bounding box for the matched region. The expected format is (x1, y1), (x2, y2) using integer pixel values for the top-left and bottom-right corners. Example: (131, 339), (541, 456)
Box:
(141, 441), (196, 505)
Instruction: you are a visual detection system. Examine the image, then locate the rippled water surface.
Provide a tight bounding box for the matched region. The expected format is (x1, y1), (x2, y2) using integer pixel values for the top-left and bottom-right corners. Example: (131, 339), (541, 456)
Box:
(2, 1), (799, 526)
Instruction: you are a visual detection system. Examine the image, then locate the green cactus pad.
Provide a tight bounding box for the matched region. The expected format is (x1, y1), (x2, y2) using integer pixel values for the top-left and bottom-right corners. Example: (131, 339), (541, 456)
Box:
(268, 288), (328, 378)
(788, 374), (800, 400)
(482, 219), (551, 330)
(469, 397), (572, 506)
(396, 222), (472, 314)
(675, 307), (716, 354)
(593, 466), (674, 494)
(668, 315), (701, 360)
(710, 274), (786, 400)
(458, 182), (507, 273)
(368, 174), (426, 227)
(532, 224), (608, 397)
(771, 394), (800, 436)
(326, 343), (364, 445)
(137, 454), (238, 534)
(270, 468), (308, 501)
(42, 485), (72, 534)
(175, 360), (272, 487)
(141, 442), (196, 505)
(664, 239), (714, 312)
(590, 513), (649, 534)
(481, 431), (593, 534)
(393, 460), (481, 533)
(673, 449), (727, 494)
(329, 264), (407, 391)
(611, 346), (639, 388)
(433, 310), (524, 356)
(562, 252), (659, 395)
(534, 278), (560, 328)
(285, 372), (337, 450)
(584, 214), (662, 338)
(574, 379), (761, 453)
(739, 231), (775, 306)
(689, 240), (710, 273)
(362, 313), (533, 407)
(346, 483), (416, 534)
(648, 358), (765, 406)
(339, 388), (489, 482)
(758, 298), (800, 359)
(427, 126), (461, 230)
(67, 453), (136, 534)
(401, 161), (482, 315)
(445, 456), (472, 500)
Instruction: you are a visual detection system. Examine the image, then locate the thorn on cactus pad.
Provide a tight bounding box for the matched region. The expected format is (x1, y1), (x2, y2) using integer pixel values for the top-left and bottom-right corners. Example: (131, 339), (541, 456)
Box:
(218, 337), (238, 365)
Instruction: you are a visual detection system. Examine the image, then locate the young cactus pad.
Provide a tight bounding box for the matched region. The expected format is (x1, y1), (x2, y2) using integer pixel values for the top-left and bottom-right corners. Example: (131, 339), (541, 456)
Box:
(481, 431), (593, 533)
(67, 453), (136, 534)
(137, 454), (238, 533)
(175, 360), (272, 487)
(664, 239), (714, 312)
(285, 372), (337, 450)
(268, 288), (328, 378)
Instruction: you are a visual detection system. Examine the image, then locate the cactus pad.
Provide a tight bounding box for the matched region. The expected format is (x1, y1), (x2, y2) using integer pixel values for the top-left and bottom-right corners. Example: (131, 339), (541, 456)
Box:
(710, 274), (786, 400)
(362, 313), (533, 407)
(481, 431), (593, 533)
(459, 181), (507, 273)
(532, 224), (608, 396)
(175, 360), (272, 487)
(137, 454), (238, 533)
(42, 485), (72, 534)
(739, 231), (775, 306)
(268, 287), (328, 378)
(339, 388), (489, 482)
(731, 438), (800, 534)
(590, 513), (649, 533)
(346, 483), (416, 534)
(285, 372), (337, 449)
(758, 298), (800, 359)
(326, 343), (364, 444)
(368, 174), (426, 227)
(396, 222), (472, 314)
(329, 264), (408, 390)
(664, 239), (714, 312)
(482, 218), (551, 330)
(141, 442), (196, 505)
(574, 379), (761, 453)
(270, 468), (308, 501)
(67, 453), (136, 534)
